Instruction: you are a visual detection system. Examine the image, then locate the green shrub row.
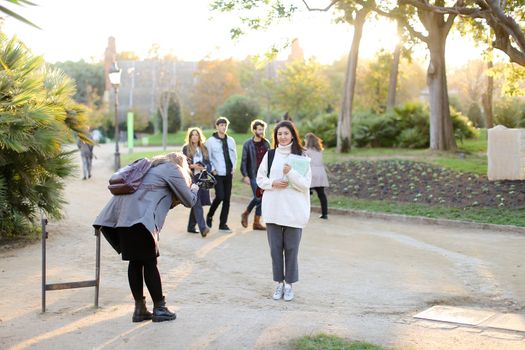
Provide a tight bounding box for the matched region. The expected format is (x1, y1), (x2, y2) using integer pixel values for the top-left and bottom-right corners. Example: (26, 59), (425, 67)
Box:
(299, 102), (478, 149)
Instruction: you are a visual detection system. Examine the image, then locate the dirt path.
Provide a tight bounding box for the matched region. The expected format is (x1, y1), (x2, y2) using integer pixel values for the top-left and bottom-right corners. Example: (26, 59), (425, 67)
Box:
(1, 144), (524, 350)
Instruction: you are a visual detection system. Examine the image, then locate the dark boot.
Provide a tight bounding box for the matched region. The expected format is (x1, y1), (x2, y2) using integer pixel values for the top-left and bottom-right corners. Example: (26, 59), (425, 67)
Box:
(132, 297), (152, 322)
(253, 215), (266, 230)
(241, 210), (249, 228)
(152, 296), (176, 322)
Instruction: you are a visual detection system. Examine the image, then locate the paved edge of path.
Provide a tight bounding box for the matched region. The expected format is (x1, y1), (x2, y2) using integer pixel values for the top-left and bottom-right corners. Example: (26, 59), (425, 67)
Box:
(231, 195), (525, 235)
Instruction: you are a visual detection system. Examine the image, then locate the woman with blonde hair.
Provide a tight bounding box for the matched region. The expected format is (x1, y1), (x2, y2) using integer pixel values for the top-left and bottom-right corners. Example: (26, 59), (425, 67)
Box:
(304, 133), (329, 219)
(94, 152), (198, 323)
(182, 127), (211, 237)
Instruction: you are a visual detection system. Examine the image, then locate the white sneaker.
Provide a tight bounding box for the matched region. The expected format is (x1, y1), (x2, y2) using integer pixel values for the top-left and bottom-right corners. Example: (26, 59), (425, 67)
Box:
(272, 283), (284, 300)
(283, 284), (294, 301)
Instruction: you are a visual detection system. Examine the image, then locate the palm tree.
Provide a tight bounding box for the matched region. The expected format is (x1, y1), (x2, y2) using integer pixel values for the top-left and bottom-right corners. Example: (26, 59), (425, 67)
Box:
(0, 0), (39, 28)
(0, 34), (90, 237)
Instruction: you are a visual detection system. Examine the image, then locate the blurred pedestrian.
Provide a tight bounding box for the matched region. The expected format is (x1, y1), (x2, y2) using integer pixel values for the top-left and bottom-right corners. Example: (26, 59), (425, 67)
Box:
(205, 117), (237, 233)
(77, 137), (93, 180)
(305, 133), (329, 219)
(240, 119), (270, 230)
(182, 127), (212, 237)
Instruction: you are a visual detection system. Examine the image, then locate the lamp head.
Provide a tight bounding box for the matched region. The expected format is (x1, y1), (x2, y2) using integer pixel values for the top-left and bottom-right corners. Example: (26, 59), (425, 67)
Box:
(108, 62), (121, 87)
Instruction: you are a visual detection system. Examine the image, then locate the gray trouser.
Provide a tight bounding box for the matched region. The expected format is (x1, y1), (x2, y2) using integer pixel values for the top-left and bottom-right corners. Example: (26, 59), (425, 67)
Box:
(81, 155), (92, 178)
(266, 223), (302, 284)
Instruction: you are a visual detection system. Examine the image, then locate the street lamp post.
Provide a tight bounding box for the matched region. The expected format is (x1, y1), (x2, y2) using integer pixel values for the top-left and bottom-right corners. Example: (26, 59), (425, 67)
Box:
(108, 62), (122, 171)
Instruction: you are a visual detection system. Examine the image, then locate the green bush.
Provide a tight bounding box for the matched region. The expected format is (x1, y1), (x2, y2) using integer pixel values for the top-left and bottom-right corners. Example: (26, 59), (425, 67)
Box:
(298, 112), (338, 147)
(394, 102), (429, 132)
(494, 98), (525, 128)
(352, 111), (399, 147)
(217, 95), (261, 133)
(397, 127), (429, 148)
(0, 35), (91, 238)
(452, 109), (479, 142)
(467, 103), (484, 127)
(349, 102), (477, 149)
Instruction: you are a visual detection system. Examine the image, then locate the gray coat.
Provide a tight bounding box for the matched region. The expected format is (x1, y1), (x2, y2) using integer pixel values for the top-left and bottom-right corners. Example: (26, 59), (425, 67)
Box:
(305, 149), (329, 188)
(93, 162), (197, 253)
(77, 139), (93, 158)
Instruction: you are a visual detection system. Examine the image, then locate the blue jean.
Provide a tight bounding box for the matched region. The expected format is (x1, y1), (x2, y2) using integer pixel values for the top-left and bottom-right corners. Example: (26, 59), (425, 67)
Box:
(246, 177), (262, 216)
(188, 197), (207, 232)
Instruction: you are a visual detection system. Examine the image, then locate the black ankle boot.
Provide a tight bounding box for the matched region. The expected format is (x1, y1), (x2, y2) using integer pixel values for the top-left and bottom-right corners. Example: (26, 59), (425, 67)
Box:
(152, 296), (176, 322)
(132, 297), (153, 322)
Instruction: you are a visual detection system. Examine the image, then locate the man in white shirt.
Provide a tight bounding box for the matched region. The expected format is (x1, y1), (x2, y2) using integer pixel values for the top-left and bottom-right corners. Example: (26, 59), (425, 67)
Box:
(205, 117), (237, 233)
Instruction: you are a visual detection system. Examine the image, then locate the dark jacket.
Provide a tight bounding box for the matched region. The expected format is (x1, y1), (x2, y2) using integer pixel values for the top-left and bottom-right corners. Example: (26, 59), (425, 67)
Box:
(241, 137), (271, 179)
(93, 162), (197, 254)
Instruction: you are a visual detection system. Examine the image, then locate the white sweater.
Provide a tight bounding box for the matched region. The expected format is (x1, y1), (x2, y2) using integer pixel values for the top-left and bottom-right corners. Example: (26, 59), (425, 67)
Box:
(256, 143), (311, 228)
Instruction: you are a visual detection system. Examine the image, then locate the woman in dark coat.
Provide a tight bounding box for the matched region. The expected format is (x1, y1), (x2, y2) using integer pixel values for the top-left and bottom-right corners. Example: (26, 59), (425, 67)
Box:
(93, 152), (198, 323)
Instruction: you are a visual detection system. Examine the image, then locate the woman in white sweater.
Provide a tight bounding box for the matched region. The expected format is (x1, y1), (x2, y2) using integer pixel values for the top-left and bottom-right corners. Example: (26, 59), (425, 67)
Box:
(256, 120), (311, 301)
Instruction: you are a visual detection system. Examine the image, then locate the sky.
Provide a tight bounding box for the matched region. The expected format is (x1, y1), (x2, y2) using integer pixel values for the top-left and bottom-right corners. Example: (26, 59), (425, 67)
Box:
(2, 0), (485, 67)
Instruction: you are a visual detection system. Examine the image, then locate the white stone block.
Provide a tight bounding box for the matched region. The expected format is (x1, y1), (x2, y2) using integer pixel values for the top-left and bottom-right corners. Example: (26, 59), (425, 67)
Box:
(487, 125), (525, 180)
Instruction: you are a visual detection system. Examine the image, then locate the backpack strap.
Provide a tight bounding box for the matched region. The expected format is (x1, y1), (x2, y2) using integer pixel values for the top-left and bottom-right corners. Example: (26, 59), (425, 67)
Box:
(267, 149), (276, 174)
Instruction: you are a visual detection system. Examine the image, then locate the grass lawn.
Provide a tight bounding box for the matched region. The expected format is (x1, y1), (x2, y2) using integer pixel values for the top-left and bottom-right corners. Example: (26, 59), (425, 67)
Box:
(322, 131), (488, 176)
(313, 195), (525, 228)
(292, 334), (388, 350)
(136, 130), (251, 147)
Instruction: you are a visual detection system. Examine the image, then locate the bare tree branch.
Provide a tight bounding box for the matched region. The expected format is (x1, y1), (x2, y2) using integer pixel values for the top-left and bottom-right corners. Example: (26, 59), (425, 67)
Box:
(399, 0), (486, 17)
(484, 0), (525, 53)
(301, 0), (340, 12)
(374, 6), (429, 43)
(398, 0), (525, 66)
(493, 34), (525, 66)
(443, 0), (463, 34)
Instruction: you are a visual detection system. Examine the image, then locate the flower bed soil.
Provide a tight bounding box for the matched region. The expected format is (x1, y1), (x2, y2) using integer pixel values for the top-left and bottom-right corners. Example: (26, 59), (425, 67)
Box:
(326, 160), (525, 209)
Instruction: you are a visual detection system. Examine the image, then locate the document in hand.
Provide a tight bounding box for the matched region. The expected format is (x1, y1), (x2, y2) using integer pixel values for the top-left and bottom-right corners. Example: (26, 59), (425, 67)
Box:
(288, 154), (310, 176)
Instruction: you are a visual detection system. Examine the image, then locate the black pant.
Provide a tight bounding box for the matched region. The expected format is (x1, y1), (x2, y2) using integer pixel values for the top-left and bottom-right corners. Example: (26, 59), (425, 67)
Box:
(312, 187), (328, 216)
(208, 174), (232, 227)
(128, 258), (163, 302)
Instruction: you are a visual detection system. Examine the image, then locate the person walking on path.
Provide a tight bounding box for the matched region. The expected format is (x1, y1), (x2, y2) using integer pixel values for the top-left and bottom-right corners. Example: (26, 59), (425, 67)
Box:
(256, 121), (311, 301)
(304, 133), (329, 219)
(240, 119), (270, 230)
(93, 153), (198, 323)
(182, 127), (211, 237)
(77, 138), (94, 180)
(205, 117), (237, 233)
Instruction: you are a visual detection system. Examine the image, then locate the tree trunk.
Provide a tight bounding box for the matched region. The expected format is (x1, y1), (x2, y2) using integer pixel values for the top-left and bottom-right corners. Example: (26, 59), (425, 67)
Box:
(387, 21), (402, 110)
(425, 12), (456, 151)
(160, 93), (169, 151)
(482, 43), (494, 129)
(337, 8), (370, 153)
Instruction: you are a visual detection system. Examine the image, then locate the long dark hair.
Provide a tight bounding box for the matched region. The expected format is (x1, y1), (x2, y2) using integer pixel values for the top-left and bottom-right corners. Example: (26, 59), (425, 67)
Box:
(272, 120), (305, 156)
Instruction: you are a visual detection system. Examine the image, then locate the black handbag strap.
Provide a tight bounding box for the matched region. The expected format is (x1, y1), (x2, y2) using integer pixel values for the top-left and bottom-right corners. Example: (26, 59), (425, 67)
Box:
(267, 149), (275, 174)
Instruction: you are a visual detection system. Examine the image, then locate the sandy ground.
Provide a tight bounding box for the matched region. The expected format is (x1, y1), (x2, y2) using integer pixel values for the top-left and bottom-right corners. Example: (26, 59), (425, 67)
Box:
(1, 143), (525, 350)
